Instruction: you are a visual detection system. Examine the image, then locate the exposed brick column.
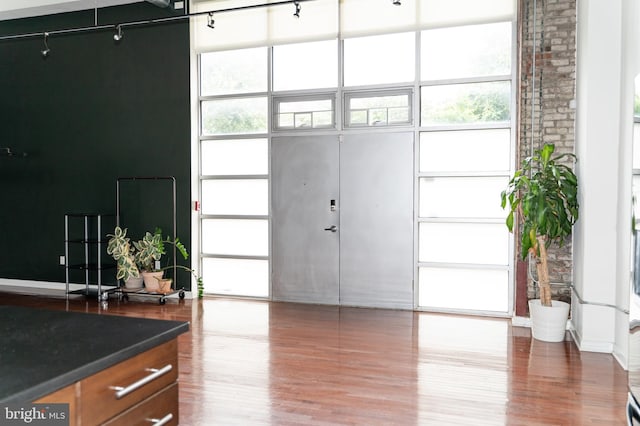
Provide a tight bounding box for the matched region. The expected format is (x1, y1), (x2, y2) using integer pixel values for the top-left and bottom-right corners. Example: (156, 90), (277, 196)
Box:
(517, 0), (577, 313)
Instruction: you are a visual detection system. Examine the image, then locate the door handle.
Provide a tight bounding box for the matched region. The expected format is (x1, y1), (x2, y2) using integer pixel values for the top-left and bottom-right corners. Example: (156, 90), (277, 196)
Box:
(324, 225), (338, 232)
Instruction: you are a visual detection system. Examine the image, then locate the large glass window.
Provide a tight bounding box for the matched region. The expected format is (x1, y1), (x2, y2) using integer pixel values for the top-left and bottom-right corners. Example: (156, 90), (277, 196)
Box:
(417, 15), (513, 315)
(343, 32), (415, 87)
(421, 22), (512, 81)
(195, 1), (516, 314)
(202, 98), (268, 135)
(200, 47), (267, 96)
(201, 138), (268, 176)
(421, 81), (511, 126)
(273, 40), (338, 91)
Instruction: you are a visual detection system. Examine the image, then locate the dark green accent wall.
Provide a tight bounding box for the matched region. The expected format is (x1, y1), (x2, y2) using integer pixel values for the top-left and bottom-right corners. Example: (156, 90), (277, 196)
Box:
(0, 3), (192, 289)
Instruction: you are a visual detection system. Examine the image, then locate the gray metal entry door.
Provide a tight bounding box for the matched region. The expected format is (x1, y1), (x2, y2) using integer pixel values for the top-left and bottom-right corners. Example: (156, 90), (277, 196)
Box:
(272, 135), (340, 304)
(271, 132), (413, 308)
(340, 132), (414, 309)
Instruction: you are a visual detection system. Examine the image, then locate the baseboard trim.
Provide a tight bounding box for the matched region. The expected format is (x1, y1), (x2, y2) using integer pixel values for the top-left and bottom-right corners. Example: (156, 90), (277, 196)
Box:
(511, 316), (531, 328)
(0, 278), (194, 299)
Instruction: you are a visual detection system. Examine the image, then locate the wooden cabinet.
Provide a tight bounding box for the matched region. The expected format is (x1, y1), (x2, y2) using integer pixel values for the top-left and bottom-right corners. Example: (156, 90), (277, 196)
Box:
(35, 339), (179, 426)
(35, 382), (79, 425)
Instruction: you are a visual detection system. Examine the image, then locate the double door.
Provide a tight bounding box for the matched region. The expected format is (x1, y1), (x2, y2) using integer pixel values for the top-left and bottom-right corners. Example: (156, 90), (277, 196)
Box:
(271, 132), (413, 309)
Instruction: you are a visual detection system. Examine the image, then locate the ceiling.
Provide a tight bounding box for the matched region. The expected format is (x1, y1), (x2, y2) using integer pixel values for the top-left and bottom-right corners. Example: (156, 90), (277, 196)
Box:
(0, 1), (144, 21)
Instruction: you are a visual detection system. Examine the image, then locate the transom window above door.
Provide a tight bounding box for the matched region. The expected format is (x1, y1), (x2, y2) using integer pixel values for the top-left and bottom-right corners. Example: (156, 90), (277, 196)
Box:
(273, 95), (336, 131)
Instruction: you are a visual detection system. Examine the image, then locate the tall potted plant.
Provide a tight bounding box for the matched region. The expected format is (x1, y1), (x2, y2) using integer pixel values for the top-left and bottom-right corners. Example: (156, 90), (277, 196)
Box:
(501, 143), (579, 342)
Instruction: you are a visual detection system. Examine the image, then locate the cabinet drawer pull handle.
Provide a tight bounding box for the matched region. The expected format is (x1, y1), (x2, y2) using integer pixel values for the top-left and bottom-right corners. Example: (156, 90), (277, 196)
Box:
(111, 364), (173, 399)
(146, 413), (173, 426)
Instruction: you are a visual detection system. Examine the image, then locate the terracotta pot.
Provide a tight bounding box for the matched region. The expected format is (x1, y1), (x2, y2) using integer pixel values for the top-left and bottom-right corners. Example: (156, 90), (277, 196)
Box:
(157, 278), (173, 294)
(142, 271), (164, 292)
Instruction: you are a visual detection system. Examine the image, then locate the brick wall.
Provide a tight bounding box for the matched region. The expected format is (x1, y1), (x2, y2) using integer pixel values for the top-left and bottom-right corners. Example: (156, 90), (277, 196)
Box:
(518, 0), (577, 303)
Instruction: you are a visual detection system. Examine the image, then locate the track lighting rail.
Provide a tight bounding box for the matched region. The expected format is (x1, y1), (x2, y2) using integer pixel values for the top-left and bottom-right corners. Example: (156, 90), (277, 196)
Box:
(0, 0), (319, 43)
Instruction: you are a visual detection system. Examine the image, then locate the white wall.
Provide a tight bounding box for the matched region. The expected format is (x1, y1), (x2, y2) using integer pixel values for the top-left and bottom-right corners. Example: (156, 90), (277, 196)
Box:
(572, 0), (639, 367)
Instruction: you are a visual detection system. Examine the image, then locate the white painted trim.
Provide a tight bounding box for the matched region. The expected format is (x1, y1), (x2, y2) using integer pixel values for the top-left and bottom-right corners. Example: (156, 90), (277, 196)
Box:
(613, 347), (629, 371)
(0, 278), (85, 292)
(0, 278), (194, 299)
(569, 325), (615, 354)
(511, 316), (531, 328)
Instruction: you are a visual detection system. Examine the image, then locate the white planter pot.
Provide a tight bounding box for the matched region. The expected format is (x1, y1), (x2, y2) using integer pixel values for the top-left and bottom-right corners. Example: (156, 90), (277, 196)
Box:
(529, 299), (570, 342)
(124, 276), (144, 289)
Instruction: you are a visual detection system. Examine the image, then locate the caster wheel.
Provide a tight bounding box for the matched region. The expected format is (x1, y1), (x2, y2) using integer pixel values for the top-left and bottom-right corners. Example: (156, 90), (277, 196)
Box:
(122, 293), (129, 302)
(100, 301), (108, 310)
(159, 297), (166, 305)
(100, 292), (109, 301)
(179, 290), (185, 299)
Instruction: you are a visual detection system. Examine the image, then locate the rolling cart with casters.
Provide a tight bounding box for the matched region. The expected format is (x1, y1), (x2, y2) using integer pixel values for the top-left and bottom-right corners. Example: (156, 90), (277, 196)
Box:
(118, 287), (186, 304)
(113, 176), (190, 306)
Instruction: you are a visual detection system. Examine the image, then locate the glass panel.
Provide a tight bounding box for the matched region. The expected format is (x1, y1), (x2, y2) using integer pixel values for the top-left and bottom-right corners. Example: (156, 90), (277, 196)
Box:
(273, 40), (338, 91)
(420, 129), (511, 173)
(419, 222), (509, 265)
(295, 113), (312, 128)
(201, 179), (268, 216)
(279, 99), (330, 113)
(634, 176), (640, 226)
(351, 110), (367, 125)
(419, 177), (508, 219)
(276, 98), (334, 129)
(344, 32), (415, 86)
(348, 93), (411, 126)
(202, 219), (268, 256)
(314, 111), (333, 127)
(202, 97), (268, 135)
(418, 267), (509, 312)
(203, 258), (269, 297)
(389, 107), (410, 123)
(634, 123), (640, 169)
(201, 138), (268, 175)
(421, 22), (512, 81)
(279, 113), (294, 128)
(200, 47), (267, 96)
(421, 81), (510, 126)
(420, 0), (516, 27)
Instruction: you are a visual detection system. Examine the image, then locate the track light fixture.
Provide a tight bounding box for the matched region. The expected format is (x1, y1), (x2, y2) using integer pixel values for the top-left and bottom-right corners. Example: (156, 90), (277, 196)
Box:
(113, 25), (124, 42)
(392, 0), (401, 4)
(293, 1), (301, 18)
(41, 32), (50, 57)
(207, 12), (215, 29)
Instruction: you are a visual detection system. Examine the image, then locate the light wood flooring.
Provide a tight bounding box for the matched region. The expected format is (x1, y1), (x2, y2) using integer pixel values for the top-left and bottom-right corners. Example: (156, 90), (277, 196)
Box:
(0, 291), (628, 425)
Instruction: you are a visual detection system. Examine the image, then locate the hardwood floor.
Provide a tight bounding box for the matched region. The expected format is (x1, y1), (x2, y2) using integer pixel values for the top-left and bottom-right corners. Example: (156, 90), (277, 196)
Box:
(0, 291), (628, 425)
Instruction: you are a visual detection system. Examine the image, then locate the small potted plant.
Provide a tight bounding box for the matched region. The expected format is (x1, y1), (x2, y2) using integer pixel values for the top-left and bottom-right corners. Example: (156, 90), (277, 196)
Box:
(501, 143), (579, 342)
(108, 226), (204, 297)
(133, 228), (166, 292)
(106, 226), (142, 289)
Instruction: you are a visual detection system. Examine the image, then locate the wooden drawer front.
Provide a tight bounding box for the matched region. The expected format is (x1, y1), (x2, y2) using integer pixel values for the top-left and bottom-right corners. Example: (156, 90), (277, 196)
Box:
(103, 382), (178, 426)
(80, 340), (178, 426)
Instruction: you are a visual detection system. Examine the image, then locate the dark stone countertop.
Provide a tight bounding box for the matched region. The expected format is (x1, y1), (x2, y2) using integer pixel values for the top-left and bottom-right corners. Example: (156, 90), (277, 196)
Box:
(0, 305), (189, 403)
